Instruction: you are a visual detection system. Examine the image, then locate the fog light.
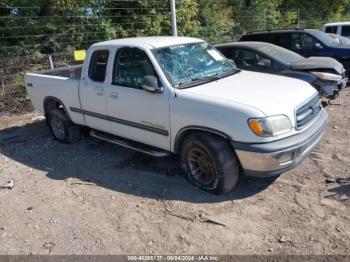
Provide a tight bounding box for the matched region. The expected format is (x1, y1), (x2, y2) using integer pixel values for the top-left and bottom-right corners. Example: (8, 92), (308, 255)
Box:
(276, 152), (294, 163)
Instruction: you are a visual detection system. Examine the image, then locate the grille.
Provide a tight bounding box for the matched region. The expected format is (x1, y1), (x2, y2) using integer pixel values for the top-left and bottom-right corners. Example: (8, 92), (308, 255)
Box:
(295, 95), (322, 129)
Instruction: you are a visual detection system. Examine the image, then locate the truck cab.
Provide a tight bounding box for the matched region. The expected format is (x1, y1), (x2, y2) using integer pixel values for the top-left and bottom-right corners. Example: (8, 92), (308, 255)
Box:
(25, 36), (328, 194)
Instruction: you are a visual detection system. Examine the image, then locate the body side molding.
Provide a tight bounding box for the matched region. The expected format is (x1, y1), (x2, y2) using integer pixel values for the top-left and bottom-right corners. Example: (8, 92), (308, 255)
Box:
(70, 107), (169, 136)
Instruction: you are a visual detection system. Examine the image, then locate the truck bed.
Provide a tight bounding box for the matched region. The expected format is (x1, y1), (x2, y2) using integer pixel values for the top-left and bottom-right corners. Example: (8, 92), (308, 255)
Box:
(37, 65), (83, 79)
(25, 65), (85, 126)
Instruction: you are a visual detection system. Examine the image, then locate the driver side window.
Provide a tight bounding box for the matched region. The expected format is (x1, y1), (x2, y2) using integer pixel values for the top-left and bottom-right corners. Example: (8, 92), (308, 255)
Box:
(233, 49), (272, 70)
(112, 48), (157, 89)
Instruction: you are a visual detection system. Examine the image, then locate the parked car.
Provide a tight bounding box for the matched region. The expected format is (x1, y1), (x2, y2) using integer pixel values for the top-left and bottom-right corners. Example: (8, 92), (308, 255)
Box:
(25, 36), (328, 194)
(321, 22), (350, 38)
(328, 33), (350, 45)
(215, 41), (347, 100)
(240, 29), (350, 73)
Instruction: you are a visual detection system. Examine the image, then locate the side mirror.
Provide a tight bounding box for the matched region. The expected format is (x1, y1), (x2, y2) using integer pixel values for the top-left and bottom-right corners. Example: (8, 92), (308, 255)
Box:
(142, 75), (163, 93)
(314, 43), (323, 50)
(227, 58), (236, 65)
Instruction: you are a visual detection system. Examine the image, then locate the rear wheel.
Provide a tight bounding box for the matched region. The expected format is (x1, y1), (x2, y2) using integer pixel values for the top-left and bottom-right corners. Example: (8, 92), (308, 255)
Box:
(180, 133), (240, 194)
(47, 109), (81, 143)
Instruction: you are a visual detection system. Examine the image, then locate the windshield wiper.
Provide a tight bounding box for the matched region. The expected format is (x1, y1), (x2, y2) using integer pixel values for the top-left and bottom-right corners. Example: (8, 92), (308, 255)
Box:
(216, 68), (240, 78)
(177, 75), (219, 89)
(177, 69), (240, 89)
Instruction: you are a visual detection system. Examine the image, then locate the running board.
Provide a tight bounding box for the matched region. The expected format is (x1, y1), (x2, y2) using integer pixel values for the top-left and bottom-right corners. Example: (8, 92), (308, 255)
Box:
(90, 130), (170, 157)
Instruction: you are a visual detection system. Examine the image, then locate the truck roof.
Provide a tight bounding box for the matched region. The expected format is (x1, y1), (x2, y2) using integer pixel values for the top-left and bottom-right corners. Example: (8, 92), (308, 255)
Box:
(245, 28), (318, 35)
(322, 22), (350, 26)
(91, 36), (203, 49)
(216, 41), (276, 49)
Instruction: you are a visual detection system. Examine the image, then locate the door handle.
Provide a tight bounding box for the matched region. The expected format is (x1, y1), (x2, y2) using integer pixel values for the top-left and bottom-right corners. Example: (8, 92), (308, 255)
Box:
(110, 91), (119, 99)
(95, 86), (104, 96)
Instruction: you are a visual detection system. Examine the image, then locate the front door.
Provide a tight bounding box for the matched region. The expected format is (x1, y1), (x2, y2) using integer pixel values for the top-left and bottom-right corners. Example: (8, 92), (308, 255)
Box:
(106, 47), (171, 151)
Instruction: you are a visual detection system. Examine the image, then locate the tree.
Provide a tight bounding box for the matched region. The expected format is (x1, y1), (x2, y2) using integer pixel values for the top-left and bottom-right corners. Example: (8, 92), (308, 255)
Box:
(231, 0), (282, 35)
(198, 0), (234, 42)
(280, 0), (350, 27)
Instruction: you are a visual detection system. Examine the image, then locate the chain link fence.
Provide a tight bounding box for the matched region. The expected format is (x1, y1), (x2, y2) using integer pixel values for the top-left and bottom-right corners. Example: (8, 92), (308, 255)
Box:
(0, 0), (344, 114)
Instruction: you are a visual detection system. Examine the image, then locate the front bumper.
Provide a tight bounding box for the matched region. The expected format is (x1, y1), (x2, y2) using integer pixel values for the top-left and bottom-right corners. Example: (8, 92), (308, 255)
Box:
(232, 109), (328, 177)
(316, 78), (347, 99)
(340, 77), (348, 89)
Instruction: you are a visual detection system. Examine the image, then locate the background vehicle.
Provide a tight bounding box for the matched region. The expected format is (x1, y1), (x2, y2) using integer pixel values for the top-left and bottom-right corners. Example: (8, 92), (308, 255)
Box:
(321, 22), (350, 38)
(216, 41), (347, 100)
(240, 29), (350, 73)
(25, 36), (328, 194)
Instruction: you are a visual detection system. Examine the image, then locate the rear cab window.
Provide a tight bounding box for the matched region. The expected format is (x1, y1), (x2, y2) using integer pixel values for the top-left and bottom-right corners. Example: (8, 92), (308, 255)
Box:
(88, 50), (109, 82)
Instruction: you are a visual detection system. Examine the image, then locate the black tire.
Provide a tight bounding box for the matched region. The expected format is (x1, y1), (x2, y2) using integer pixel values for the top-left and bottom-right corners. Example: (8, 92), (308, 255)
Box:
(180, 133), (240, 194)
(47, 109), (81, 143)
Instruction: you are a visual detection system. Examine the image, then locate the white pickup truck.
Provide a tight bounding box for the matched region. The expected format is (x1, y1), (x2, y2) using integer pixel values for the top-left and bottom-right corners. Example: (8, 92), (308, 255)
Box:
(25, 36), (328, 194)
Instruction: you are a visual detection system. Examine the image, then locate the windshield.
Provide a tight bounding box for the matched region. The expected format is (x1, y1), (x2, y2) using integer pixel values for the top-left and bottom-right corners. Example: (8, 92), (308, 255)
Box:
(310, 30), (339, 46)
(153, 42), (237, 88)
(257, 44), (304, 64)
(328, 33), (350, 45)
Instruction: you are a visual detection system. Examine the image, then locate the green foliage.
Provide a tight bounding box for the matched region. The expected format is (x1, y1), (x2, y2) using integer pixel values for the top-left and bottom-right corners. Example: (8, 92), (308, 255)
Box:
(279, 0), (350, 27)
(1, 0), (350, 57)
(198, 0), (233, 42)
(231, 0), (286, 35)
(1, 0), (350, 113)
(176, 0), (200, 36)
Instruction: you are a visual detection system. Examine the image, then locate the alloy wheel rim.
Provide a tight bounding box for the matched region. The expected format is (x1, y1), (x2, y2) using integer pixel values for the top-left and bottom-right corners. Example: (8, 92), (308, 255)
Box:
(188, 147), (215, 186)
(51, 117), (65, 140)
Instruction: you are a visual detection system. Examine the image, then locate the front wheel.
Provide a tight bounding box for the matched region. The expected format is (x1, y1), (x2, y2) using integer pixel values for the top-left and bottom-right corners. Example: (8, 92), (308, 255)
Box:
(47, 109), (81, 143)
(180, 133), (240, 194)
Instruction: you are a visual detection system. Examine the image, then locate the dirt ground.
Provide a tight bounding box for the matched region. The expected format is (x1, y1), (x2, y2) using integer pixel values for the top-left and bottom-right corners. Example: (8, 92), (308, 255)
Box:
(0, 90), (349, 255)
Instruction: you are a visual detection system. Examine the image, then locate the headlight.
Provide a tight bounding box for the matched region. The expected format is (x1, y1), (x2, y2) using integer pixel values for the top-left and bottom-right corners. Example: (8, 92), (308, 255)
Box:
(311, 72), (342, 82)
(248, 115), (292, 137)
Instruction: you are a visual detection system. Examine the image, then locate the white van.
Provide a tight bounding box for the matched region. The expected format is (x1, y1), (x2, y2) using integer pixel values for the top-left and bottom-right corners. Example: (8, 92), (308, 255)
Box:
(321, 22), (350, 38)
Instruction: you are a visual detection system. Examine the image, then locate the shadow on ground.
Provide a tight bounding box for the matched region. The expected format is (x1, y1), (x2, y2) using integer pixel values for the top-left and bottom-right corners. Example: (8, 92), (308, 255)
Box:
(0, 120), (278, 203)
(326, 177), (350, 205)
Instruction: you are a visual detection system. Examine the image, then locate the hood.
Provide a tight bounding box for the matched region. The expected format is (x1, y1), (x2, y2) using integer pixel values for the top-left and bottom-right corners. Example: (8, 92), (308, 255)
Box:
(291, 57), (344, 75)
(332, 43), (350, 49)
(180, 70), (317, 119)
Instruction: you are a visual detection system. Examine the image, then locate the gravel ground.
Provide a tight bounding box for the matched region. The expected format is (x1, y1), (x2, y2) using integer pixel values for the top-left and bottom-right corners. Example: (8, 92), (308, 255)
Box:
(0, 90), (349, 255)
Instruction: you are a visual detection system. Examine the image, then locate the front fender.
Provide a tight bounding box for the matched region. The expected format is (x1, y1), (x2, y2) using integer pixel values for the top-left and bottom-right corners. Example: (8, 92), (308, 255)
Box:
(169, 91), (267, 152)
